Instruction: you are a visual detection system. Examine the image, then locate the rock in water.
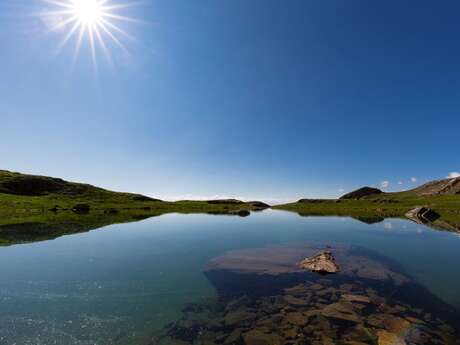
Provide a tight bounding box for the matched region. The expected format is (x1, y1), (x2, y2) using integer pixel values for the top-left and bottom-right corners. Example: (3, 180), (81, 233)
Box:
(299, 251), (340, 274)
(405, 207), (440, 224)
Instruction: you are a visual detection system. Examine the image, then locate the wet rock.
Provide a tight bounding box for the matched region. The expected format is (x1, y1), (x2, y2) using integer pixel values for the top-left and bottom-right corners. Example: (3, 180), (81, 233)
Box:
(321, 302), (361, 323)
(242, 329), (283, 345)
(376, 330), (406, 345)
(341, 294), (371, 304)
(284, 284), (310, 296)
(283, 312), (307, 326)
(283, 295), (310, 307)
(155, 242), (460, 345)
(405, 207), (440, 224)
(299, 251), (340, 274)
(223, 329), (242, 344)
(204, 242), (409, 285)
(225, 295), (251, 312)
(384, 317), (411, 334)
(224, 310), (257, 327)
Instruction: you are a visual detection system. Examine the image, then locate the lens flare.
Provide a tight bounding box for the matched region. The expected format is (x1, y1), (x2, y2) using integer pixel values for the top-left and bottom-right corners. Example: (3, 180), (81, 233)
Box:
(38, 0), (141, 68)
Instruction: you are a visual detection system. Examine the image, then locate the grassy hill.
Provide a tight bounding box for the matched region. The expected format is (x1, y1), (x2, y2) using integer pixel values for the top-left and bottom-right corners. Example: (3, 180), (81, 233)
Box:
(0, 170), (271, 245)
(0, 170), (268, 215)
(274, 178), (460, 232)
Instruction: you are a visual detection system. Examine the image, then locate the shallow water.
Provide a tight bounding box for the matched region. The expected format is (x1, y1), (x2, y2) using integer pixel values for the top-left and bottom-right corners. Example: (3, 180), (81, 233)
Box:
(0, 210), (459, 344)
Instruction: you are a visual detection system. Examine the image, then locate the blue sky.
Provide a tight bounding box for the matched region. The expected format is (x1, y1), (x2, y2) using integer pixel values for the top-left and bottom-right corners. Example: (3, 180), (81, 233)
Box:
(0, 0), (459, 202)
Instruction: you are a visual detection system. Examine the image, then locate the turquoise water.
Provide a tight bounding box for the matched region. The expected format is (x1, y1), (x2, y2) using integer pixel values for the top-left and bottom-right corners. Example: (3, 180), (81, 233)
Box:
(0, 210), (459, 344)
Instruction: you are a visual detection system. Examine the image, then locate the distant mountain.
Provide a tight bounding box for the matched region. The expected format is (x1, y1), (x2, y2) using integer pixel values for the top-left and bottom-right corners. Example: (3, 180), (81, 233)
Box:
(338, 177), (460, 200)
(339, 187), (383, 200)
(409, 177), (460, 196)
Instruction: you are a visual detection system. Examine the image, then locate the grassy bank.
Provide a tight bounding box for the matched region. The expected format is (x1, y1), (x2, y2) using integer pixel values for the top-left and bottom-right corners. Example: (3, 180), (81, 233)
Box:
(0, 201), (267, 246)
(273, 191), (460, 231)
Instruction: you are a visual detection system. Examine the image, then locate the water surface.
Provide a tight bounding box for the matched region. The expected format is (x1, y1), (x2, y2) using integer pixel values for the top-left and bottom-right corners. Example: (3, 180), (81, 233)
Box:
(0, 210), (459, 344)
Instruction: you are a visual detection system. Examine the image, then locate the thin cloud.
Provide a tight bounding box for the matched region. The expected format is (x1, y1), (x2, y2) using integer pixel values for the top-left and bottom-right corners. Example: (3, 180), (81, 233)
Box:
(380, 181), (390, 189)
(447, 172), (460, 178)
(397, 181), (403, 185)
(159, 194), (292, 205)
(410, 177), (417, 183)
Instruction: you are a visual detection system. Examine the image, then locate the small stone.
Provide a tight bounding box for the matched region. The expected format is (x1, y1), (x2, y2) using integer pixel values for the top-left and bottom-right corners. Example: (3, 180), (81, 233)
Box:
(299, 251), (340, 274)
(242, 329), (283, 345)
(376, 330), (406, 345)
(284, 312), (308, 326)
(224, 310), (257, 327)
(283, 295), (310, 307)
(341, 294), (371, 304)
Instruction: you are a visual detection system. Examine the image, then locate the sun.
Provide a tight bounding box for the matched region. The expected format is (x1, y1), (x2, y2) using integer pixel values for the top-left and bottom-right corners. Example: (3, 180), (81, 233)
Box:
(38, 0), (140, 67)
(72, 0), (104, 26)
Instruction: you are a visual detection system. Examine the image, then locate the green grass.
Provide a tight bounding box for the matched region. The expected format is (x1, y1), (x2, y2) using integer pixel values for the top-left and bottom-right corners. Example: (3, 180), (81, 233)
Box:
(0, 170), (270, 245)
(1, 169), (459, 246)
(0, 170), (266, 216)
(0, 202), (265, 246)
(273, 191), (460, 231)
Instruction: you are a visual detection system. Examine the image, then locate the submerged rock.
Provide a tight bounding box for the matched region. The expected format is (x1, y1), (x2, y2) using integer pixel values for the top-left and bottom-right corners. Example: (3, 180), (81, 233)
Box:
(72, 203), (91, 213)
(153, 242), (460, 345)
(405, 207), (440, 224)
(299, 251), (340, 274)
(153, 276), (460, 345)
(204, 242), (409, 285)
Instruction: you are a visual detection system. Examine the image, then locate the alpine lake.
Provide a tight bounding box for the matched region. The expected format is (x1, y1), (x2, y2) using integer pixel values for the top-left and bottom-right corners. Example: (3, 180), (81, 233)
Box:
(0, 210), (459, 345)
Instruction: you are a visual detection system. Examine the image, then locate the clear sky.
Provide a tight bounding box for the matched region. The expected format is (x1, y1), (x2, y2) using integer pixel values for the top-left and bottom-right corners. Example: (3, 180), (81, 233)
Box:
(1, 0), (459, 202)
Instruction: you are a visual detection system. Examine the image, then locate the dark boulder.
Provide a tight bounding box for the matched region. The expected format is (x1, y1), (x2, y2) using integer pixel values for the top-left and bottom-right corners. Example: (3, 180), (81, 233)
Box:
(104, 208), (119, 214)
(72, 203), (91, 214)
(339, 187), (383, 200)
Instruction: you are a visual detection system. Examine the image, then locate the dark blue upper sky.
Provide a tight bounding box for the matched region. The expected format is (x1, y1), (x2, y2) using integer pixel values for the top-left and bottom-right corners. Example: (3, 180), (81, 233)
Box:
(1, 0), (459, 202)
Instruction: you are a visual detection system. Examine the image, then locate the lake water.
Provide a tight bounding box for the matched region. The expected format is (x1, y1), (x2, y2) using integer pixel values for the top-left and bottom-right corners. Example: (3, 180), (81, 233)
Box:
(0, 210), (459, 344)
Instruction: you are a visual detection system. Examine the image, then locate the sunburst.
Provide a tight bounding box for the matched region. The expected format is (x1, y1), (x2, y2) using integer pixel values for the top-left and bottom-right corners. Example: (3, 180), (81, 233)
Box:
(38, 0), (140, 67)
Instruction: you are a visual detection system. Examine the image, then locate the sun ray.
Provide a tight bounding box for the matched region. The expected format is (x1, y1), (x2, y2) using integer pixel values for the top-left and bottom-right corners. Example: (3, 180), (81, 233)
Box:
(73, 22), (86, 63)
(88, 24), (98, 72)
(39, 10), (76, 16)
(54, 18), (81, 55)
(100, 17), (135, 41)
(93, 25), (113, 66)
(48, 14), (78, 32)
(98, 20), (128, 53)
(42, 0), (74, 9)
(40, 0), (140, 67)
(101, 12), (144, 24)
(100, 1), (145, 12)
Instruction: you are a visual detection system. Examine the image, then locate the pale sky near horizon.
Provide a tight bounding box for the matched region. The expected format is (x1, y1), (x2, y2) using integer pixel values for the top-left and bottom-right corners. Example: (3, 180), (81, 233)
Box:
(0, 0), (459, 203)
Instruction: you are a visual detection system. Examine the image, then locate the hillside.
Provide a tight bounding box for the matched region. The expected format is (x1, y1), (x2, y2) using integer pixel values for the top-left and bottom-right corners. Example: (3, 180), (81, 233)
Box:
(409, 177), (460, 196)
(274, 178), (460, 232)
(0, 170), (268, 216)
